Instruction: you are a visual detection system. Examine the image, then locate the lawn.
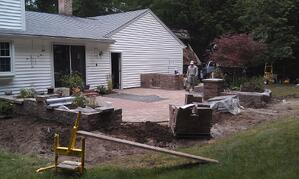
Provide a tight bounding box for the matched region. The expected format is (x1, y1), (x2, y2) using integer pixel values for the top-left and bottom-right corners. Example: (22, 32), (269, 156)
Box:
(1, 117), (299, 179)
(269, 84), (299, 98)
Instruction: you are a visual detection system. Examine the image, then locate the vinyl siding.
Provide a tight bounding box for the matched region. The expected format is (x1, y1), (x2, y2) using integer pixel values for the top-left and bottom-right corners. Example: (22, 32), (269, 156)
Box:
(0, 38), (52, 94)
(109, 12), (184, 88)
(0, 39), (110, 95)
(0, 0), (25, 30)
(85, 43), (110, 88)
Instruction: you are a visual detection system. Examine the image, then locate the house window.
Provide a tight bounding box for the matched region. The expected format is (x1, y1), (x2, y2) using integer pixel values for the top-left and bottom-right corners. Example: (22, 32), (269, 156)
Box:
(0, 42), (12, 72)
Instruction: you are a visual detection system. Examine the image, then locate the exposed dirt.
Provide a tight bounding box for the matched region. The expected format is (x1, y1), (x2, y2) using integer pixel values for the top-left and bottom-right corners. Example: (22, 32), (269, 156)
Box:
(0, 98), (299, 167)
(101, 122), (173, 145)
(0, 118), (175, 166)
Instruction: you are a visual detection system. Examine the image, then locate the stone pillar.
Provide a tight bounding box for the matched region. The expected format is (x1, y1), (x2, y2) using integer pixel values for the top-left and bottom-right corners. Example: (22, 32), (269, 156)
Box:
(203, 78), (224, 100)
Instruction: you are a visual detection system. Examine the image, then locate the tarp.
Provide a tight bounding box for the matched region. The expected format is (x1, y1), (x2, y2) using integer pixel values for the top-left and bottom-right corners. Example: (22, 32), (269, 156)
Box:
(208, 95), (244, 115)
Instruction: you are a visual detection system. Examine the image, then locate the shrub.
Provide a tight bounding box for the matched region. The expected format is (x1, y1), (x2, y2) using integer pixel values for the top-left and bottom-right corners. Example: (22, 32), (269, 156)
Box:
(0, 100), (13, 115)
(107, 79), (113, 93)
(72, 96), (87, 108)
(61, 72), (84, 90)
(19, 88), (36, 98)
(96, 85), (108, 95)
(241, 76), (264, 92)
(107, 75), (113, 93)
(226, 76), (248, 90)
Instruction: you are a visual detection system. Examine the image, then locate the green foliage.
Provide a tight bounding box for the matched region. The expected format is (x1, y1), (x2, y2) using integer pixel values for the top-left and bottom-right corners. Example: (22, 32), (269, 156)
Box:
(107, 75), (113, 93)
(0, 100), (13, 115)
(241, 76), (265, 92)
(226, 76), (264, 92)
(61, 72), (84, 90)
(237, 0), (298, 61)
(96, 85), (109, 95)
(227, 76), (246, 90)
(19, 88), (36, 98)
(25, 0), (58, 13)
(72, 96), (87, 108)
(96, 75), (113, 95)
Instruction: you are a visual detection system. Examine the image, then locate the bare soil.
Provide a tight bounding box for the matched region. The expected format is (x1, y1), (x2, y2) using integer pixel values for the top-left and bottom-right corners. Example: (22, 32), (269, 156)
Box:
(0, 98), (299, 167)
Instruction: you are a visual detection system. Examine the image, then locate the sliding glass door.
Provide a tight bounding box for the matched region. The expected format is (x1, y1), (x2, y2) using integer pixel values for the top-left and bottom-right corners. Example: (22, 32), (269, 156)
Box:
(53, 45), (86, 87)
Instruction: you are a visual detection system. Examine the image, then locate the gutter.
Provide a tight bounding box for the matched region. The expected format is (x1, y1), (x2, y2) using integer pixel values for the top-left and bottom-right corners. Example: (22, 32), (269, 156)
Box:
(0, 33), (115, 44)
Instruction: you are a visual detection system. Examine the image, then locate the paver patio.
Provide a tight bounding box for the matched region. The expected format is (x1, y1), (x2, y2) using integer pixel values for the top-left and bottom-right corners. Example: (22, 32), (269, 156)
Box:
(98, 88), (187, 122)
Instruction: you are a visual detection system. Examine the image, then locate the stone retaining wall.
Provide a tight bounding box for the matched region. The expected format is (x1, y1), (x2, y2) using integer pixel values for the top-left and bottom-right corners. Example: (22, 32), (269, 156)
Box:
(2, 96), (122, 131)
(141, 73), (184, 90)
(221, 91), (271, 108)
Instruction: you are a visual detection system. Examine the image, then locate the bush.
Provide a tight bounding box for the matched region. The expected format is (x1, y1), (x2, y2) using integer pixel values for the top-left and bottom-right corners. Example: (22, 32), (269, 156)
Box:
(225, 76), (247, 90)
(96, 85), (108, 95)
(107, 79), (113, 93)
(61, 72), (84, 90)
(0, 100), (13, 115)
(107, 75), (113, 93)
(72, 96), (87, 108)
(19, 88), (36, 98)
(241, 76), (264, 92)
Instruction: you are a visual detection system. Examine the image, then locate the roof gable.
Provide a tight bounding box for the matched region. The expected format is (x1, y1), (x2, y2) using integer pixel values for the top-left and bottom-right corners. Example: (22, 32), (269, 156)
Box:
(90, 9), (186, 47)
(89, 9), (148, 37)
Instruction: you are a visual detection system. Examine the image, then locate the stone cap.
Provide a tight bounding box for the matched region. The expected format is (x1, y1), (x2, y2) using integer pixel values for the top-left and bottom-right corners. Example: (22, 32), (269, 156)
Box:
(203, 78), (224, 83)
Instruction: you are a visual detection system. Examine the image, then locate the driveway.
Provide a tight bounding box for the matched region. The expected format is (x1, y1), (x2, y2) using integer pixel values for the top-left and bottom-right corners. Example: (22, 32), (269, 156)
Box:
(98, 88), (187, 122)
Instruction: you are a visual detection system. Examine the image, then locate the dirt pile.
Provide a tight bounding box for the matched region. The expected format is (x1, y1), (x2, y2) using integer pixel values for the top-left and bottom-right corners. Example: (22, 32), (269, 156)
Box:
(0, 117), (175, 166)
(101, 122), (173, 147)
(0, 117), (69, 156)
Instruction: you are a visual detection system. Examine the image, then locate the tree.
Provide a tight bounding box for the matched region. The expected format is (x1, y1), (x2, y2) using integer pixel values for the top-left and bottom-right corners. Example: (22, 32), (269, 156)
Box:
(236, 0), (298, 62)
(25, 0), (57, 13)
(210, 33), (266, 68)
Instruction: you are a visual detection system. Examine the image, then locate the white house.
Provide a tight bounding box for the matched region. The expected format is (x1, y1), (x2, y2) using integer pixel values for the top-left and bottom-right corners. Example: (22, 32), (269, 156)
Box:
(0, 0), (185, 95)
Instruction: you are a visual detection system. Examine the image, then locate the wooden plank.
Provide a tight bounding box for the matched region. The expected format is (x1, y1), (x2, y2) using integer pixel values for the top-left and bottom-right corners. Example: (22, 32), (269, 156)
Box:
(77, 130), (218, 163)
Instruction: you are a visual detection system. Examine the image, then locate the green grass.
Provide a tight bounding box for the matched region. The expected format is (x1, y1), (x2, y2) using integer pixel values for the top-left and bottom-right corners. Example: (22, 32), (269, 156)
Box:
(269, 84), (299, 98)
(1, 117), (299, 179)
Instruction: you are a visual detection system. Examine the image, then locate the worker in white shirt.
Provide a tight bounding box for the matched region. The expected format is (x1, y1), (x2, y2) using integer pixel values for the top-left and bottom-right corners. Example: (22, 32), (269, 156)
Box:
(186, 61), (198, 91)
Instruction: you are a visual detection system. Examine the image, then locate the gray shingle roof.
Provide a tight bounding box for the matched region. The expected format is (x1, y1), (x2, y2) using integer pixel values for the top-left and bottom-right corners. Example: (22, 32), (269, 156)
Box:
(0, 9), (149, 42)
(89, 9), (149, 37)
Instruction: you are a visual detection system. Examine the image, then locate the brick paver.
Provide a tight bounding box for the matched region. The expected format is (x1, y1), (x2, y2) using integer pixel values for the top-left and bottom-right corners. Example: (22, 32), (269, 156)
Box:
(97, 88), (187, 122)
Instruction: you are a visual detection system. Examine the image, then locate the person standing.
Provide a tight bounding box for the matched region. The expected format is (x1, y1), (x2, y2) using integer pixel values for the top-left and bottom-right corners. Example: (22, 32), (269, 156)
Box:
(186, 61), (198, 91)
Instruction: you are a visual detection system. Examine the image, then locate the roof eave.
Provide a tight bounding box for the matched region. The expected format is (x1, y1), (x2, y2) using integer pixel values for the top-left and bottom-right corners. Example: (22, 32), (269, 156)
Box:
(0, 33), (115, 43)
